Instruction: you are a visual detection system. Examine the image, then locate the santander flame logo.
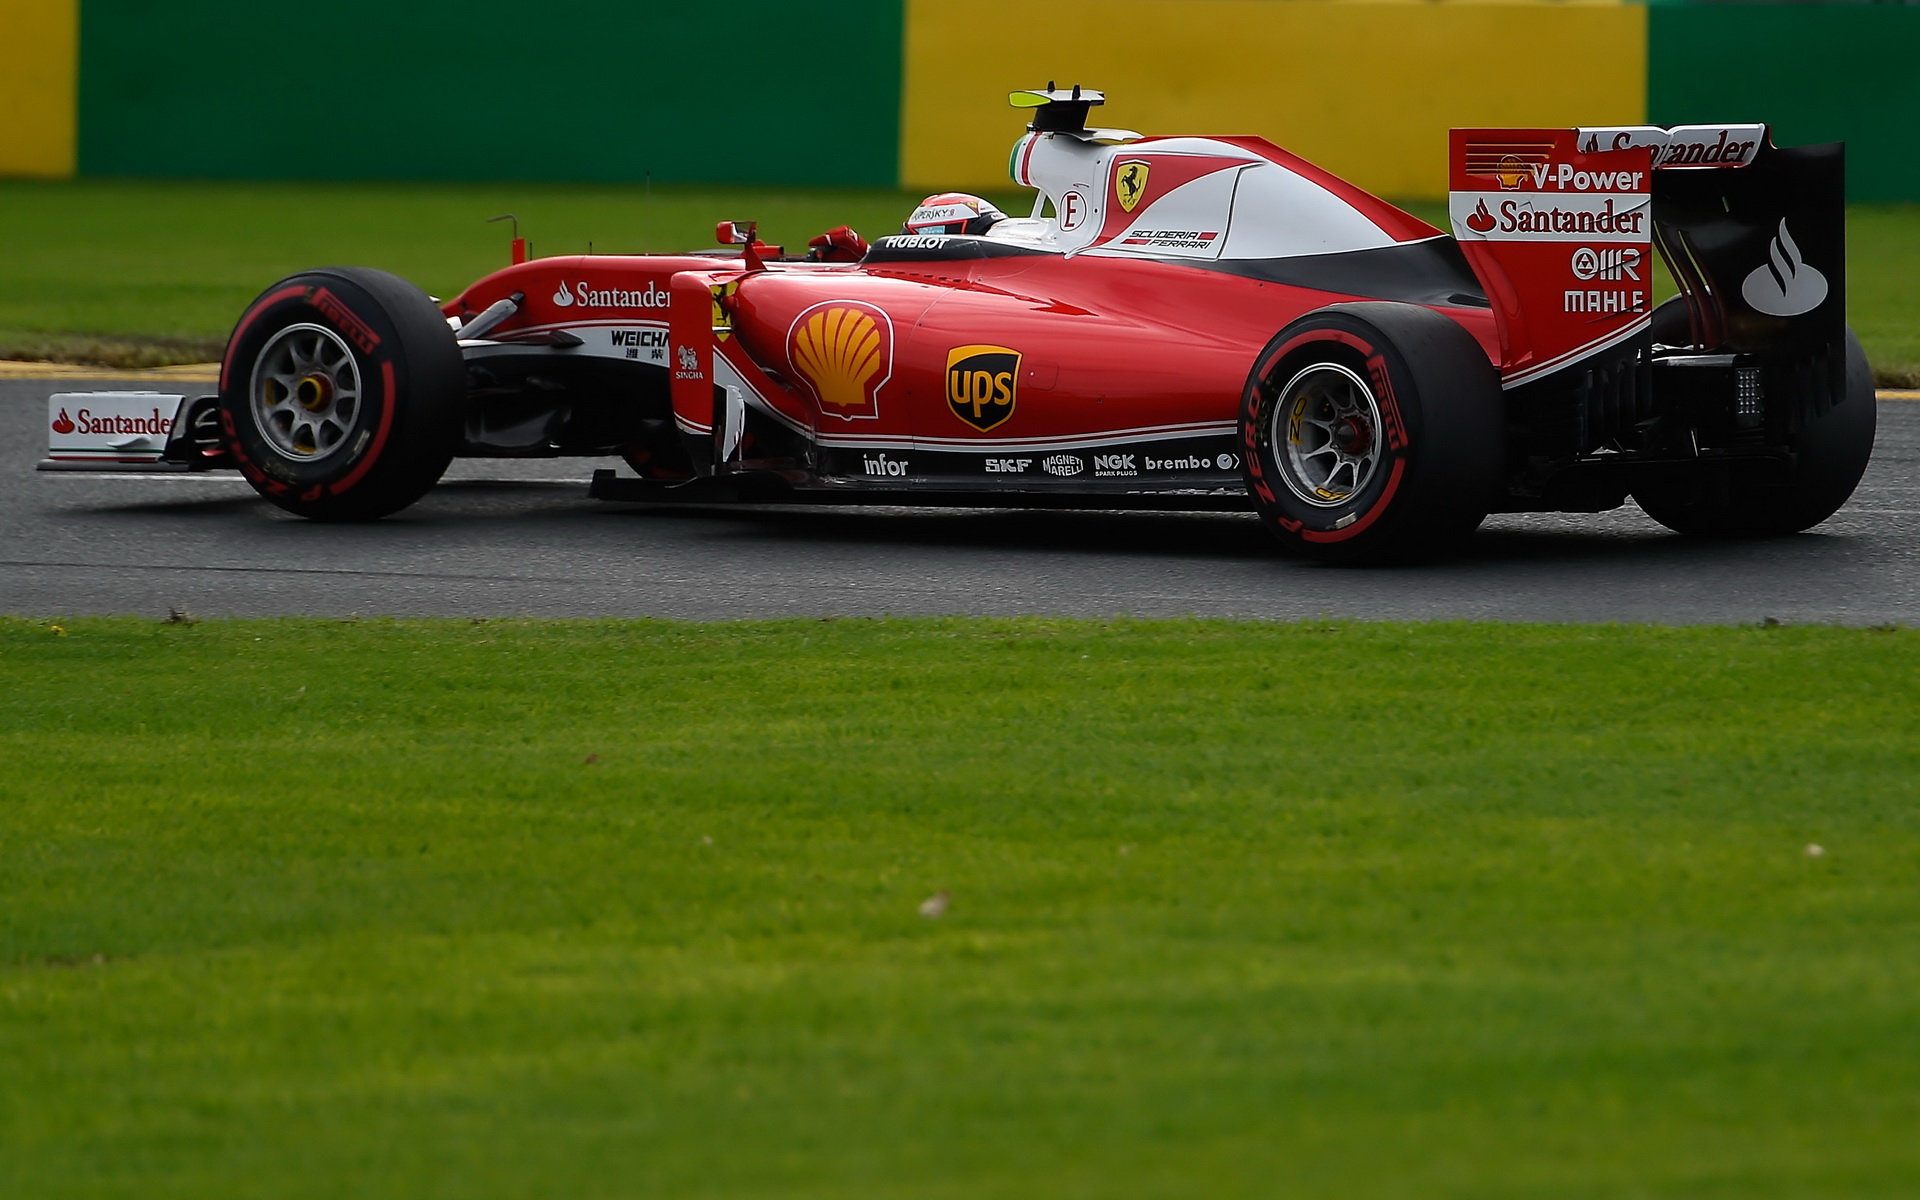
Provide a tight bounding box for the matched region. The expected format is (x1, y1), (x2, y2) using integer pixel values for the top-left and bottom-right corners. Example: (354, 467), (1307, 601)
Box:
(552, 284), (575, 307)
(51, 408), (76, 435)
(1741, 219), (1827, 317)
(1465, 199), (1496, 234)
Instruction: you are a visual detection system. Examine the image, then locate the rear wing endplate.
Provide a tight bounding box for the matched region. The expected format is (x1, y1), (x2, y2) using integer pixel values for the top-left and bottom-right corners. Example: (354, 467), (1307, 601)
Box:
(1450, 124), (1844, 385)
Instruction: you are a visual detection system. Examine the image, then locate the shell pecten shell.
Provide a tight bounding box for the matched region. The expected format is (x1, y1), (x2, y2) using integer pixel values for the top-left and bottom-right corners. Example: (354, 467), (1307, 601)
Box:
(791, 304), (888, 414)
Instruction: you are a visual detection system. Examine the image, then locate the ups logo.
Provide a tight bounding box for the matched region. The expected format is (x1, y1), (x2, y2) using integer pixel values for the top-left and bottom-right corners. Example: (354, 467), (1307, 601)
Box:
(946, 345), (1021, 431)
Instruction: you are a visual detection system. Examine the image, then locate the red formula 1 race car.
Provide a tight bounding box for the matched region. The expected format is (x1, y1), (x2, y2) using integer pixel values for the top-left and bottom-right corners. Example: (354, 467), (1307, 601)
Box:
(43, 87), (1874, 563)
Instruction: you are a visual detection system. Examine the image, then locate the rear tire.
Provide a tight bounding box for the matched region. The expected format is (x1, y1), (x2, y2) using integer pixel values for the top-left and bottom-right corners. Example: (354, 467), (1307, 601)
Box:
(1633, 328), (1876, 536)
(218, 267), (464, 521)
(1239, 303), (1505, 564)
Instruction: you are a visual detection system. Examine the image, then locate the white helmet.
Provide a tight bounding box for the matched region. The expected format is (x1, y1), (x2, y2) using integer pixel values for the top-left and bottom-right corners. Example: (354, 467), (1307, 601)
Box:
(902, 192), (1007, 236)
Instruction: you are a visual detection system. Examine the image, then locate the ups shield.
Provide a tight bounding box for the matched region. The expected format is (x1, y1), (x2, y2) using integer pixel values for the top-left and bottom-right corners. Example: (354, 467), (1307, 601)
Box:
(946, 346), (1021, 431)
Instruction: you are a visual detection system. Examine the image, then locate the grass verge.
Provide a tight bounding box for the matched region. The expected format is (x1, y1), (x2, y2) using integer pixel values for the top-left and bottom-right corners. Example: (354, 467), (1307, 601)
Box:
(3, 181), (1916, 384)
(4, 615), (1918, 1199)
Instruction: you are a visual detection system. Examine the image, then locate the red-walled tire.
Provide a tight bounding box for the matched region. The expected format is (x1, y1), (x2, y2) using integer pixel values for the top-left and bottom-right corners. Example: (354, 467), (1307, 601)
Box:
(1239, 303), (1505, 564)
(218, 267), (464, 521)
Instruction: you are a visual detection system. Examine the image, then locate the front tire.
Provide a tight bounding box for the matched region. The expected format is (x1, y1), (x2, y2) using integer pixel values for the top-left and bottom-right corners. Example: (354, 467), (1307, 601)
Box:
(1240, 303), (1505, 564)
(218, 267), (465, 521)
(1633, 329), (1876, 537)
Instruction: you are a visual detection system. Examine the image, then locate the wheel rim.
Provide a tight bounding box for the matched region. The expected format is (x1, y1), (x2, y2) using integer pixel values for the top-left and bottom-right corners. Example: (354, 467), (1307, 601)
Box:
(249, 323), (363, 462)
(1269, 361), (1386, 508)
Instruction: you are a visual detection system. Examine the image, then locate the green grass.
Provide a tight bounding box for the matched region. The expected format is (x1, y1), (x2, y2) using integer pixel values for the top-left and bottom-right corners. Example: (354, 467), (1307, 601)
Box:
(1837, 205), (1920, 383)
(4, 615), (1919, 1199)
(3, 181), (1915, 383)
(0, 180), (961, 365)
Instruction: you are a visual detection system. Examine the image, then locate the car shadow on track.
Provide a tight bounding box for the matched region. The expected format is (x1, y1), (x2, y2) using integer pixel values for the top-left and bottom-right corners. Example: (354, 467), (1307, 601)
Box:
(1462, 521), (1869, 569)
(58, 479), (1866, 575)
(72, 495), (264, 518)
(594, 501), (1274, 557)
(602, 498), (1872, 574)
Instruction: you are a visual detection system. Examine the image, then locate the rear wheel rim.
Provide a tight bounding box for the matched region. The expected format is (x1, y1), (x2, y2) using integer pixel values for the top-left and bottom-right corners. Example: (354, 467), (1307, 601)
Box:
(1270, 361), (1384, 508)
(250, 323), (363, 462)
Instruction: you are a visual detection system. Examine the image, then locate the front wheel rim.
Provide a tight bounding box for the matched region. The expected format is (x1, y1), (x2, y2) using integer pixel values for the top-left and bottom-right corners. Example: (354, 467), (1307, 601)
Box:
(249, 323), (363, 462)
(1270, 361), (1385, 508)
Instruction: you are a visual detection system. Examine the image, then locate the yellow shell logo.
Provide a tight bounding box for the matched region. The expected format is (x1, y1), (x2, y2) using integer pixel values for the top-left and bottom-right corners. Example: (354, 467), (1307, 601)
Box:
(788, 301), (891, 421)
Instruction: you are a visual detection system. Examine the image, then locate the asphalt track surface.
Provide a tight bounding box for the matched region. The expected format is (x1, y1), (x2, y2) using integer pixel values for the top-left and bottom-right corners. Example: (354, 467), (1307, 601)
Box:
(3, 376), (1916, 624)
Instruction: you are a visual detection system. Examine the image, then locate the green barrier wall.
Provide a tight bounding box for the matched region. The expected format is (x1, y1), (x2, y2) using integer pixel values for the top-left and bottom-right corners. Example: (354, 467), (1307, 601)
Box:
(76, 0), (904, 185)
(52, 2), (1920, 202)
(1649, 6), (1920, 203)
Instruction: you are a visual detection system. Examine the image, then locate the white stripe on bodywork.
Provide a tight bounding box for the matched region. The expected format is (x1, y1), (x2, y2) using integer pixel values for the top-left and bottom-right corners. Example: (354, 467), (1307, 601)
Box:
(1502, 316), (1651, 389)
(811, 420), (1238, 454)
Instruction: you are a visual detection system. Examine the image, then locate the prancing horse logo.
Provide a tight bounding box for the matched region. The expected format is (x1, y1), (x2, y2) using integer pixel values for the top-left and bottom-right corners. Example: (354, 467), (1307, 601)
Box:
(1115, 160), (1150, 213)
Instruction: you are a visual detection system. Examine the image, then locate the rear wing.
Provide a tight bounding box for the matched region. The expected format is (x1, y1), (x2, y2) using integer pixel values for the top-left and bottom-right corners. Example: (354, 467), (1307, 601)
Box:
(1449, 125), (1845, 387)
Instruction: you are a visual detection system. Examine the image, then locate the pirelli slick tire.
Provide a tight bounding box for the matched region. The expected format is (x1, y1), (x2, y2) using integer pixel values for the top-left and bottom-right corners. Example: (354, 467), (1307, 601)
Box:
(218, 267), (464, 521)
(1239, 303), (1505, 564)
(1633, 328), (1877, 537)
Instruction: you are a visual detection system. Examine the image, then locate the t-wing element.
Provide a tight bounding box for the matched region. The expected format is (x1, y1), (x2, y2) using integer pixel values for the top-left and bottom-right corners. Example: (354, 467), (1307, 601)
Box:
(1009, 82), (1138, 144)
(1009, 83), (1103, 132)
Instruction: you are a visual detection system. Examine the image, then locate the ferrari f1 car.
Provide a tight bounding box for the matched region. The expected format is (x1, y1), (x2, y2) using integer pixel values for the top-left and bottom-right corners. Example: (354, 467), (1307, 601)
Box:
(43, 87), (1874, 563)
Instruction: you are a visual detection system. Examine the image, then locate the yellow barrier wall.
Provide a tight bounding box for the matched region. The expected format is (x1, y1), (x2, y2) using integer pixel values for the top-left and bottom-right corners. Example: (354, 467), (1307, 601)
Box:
(903, 0), (1645, 200)
(0, 0), (78, 177)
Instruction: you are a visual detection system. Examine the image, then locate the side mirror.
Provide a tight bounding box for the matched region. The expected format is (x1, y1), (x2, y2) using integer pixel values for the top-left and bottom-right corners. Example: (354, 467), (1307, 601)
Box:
(715, 220), (759, 246)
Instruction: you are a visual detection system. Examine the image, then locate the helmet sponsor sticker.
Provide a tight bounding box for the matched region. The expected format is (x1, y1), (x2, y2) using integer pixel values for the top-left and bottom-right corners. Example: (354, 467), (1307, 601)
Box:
(905, 193), (1005, 235)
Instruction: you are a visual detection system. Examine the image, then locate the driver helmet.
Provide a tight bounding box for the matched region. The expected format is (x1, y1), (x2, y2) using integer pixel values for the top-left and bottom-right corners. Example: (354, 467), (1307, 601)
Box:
(902, 193), (1007, 236)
